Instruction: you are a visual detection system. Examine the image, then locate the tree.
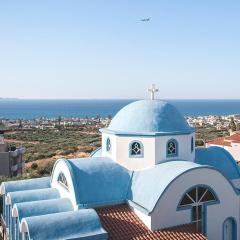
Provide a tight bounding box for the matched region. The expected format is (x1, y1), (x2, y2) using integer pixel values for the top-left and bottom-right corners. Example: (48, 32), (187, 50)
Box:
(229, 117), (237, 132)
(57, 116), (62, 130)
(18, 119), (23, 129)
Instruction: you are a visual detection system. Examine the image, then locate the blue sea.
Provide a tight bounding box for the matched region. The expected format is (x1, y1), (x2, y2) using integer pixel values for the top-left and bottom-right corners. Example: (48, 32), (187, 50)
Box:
(0, 99), (240, 119)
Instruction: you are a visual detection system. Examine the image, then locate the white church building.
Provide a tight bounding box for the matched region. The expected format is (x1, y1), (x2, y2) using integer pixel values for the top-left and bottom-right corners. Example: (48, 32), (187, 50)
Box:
(1, 88), (240, 240)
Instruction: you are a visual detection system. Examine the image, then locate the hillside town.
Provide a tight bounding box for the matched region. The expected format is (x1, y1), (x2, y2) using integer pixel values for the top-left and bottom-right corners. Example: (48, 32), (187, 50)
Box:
(186, 114), (240, 130)
(1, 114), (240, 132)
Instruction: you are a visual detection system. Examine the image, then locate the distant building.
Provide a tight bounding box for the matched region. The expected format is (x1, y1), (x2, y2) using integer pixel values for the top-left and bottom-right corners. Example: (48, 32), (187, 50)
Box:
(206, 131), (240, 162)
(0, 131), (25, 177)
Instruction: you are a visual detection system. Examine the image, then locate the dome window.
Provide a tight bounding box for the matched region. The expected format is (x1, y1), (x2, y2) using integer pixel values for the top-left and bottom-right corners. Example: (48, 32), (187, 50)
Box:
(130, 141), (143, 158)
(106, 138), (111, 153)
(191, 137), (194, 153)
(57, 172), (69, 190)
(167, 139), (178, 157)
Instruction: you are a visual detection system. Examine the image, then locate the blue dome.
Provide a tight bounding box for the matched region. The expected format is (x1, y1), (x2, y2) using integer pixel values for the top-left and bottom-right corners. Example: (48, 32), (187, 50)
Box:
(195, 147), (240, 180)
(106, 100), (193, 135)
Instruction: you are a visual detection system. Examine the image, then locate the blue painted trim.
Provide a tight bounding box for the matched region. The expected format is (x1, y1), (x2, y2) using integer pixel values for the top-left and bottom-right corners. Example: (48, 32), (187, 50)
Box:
(191, 136), (194, 153)
(90, 147), (102, 157)
(166, 139), (178, 158)
(222, 217), (237, 240)
(106, 137), (111, 153)
(77, 199), (126, 209)
(100, 128), (195, 137)
(129, 141), (144, 158)
(177, 184), (219, 210)
(57, 172), (69, 191)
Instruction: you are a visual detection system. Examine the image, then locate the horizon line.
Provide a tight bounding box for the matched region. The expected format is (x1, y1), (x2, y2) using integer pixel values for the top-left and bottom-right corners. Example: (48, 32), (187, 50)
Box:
(1, 98), (240, 101)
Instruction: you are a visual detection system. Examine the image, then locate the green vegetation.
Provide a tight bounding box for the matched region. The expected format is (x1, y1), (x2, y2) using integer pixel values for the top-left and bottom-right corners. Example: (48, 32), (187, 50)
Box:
(0, 125), (102, 185)
(5, 127), (101, 162)
(195, 126), (229, 146)
(0, 123), (231, 185)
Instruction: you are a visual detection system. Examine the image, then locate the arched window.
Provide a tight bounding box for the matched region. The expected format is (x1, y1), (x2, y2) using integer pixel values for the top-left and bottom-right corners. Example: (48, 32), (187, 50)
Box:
(191, 137), (194, 153)
(57, 172), (69, 190)
(130, 141), (143, 158)
(178, 185), (217, 233)
(106, 138), (111, 153)
(167, 139), (178, 157)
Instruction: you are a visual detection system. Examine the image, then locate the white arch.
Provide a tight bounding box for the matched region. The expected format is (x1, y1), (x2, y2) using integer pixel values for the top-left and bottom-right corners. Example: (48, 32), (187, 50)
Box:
(5, 193), (11, 205)
(12, 204), (18, 218)
(51, 159), (78, 209)
(0, 184), (5, 195)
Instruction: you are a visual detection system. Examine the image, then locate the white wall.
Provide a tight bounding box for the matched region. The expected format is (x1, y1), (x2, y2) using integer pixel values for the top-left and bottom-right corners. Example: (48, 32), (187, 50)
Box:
(102, 132), (195, 171)
(102, 133), (155, 170)
(150, 167), (239, 240)
(155, 133), (195, 164)
(51, 160), (78, 209)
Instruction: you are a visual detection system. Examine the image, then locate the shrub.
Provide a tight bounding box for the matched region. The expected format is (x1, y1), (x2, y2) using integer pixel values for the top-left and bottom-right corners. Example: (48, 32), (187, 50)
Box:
(31, 163), (38, 170)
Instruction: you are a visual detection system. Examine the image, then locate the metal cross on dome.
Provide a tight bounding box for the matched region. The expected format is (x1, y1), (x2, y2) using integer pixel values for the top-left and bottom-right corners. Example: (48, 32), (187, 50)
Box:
(148, 84), (159, 100)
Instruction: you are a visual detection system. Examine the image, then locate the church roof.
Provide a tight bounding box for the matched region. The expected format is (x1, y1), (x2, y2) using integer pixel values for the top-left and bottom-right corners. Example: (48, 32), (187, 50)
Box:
(7, 188), (60, 206)
(54, 154), (240, 215)
(101, 100), (194, 136)
(127, 160), (205, 214)
(21, 209), (107, 240)
(13, 198), (73, 225)
(0, 176), (50, 195)
(195, 146), (240, 180)
(96, 204), (207, 240)
(59, 157), (132, 208)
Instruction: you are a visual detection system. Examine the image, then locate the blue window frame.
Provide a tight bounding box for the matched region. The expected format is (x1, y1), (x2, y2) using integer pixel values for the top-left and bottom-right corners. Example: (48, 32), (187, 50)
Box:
(129, 141), (144, 158)
(57, 172), (69, 190)
(167, 139), (178, 157)
(191, 137), (194, 153)
(178, 185), (218, 234)
(223, 217), (237, 240)
(106, 138), (111, 153)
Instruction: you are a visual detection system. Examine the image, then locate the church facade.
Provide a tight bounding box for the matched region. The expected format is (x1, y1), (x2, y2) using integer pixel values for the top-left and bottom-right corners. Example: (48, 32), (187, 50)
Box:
(1, 98), (240, 240)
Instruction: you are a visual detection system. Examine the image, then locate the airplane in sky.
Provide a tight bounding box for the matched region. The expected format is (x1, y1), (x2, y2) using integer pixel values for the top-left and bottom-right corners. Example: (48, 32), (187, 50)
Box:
(140, 18), (151, 22)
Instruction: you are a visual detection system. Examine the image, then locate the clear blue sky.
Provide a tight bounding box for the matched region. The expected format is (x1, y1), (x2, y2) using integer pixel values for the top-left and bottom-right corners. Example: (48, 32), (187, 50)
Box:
(0, 0), (239, 99)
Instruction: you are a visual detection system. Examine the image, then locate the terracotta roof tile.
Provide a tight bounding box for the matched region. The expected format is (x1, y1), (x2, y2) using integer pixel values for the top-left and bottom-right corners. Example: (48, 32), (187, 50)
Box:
(226, 133), (240, 141)
(207, 137), (232, 147)
(96, 204), (207, 240)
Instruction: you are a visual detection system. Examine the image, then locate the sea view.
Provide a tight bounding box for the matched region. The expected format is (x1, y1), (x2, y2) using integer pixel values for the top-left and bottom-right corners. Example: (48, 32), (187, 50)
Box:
(1, 99), (240, 119)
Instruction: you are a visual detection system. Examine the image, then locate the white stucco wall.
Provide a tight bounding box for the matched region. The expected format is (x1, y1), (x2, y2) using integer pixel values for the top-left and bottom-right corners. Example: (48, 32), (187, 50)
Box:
(229, 143), (240, 162)
(102, 132), (195, 170)
(51, 160), (78, 209)
(149, 167), (239, 240)
(155, 133), (195, 164)
(131, 206), (152, 230)
(102, 133), (156, 170)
